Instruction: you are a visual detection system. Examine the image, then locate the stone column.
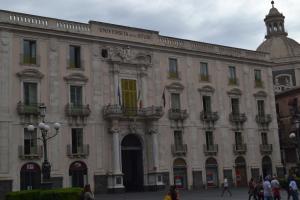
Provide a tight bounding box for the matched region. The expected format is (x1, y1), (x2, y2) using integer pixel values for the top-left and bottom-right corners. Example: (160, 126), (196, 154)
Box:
(107, 120), (124, 192)
(150, 129), (159, 170)
(140, 67), (148, 107)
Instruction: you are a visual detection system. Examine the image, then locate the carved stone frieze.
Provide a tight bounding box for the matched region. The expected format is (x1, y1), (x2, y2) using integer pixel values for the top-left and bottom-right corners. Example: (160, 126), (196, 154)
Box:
(17, 69), (44, 80)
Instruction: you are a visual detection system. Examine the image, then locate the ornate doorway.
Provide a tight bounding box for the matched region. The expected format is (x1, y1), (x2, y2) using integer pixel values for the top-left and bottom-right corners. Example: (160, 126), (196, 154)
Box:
(173, 158), (188, 189)
(69, 161), (87, 188)
(20, 162), (41, 190)
(205, 157), (218, 187)
(235, 156), (247, 187)
(121, 134), (144, 191)
(262, 156), (272, 179)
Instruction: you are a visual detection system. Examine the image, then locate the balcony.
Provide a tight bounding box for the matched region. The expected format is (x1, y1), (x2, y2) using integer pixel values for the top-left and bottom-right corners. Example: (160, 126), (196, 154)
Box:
(260, 144), (273, 155)
(17, 102), (43, 116)
(171, 144), (187, 156)
(65, 104), (91, 117)
(203, 144), (218, 156)
(199, 74), (210, 82)
(229, 113), (247, 123)
(168, 108), (188, 121)
(200, 111), (219, 123)
(20, 54), (39, 66)
(168, 71), (181, 80)
(256, 114), (272, 130)
(228, 78), (239, 86)
(233, 144), (247, 155)
(67, 144), (89, 158)
(103, 105), (164, 120)
(18, 145), (43, 160)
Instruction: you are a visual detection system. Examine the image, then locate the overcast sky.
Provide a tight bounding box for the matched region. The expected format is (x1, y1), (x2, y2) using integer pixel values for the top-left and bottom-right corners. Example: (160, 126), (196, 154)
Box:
(1, 0), (299, 50)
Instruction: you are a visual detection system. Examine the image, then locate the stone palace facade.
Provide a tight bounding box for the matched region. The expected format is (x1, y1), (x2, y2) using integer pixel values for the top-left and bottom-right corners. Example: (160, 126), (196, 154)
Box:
(0, 7), (282, 194)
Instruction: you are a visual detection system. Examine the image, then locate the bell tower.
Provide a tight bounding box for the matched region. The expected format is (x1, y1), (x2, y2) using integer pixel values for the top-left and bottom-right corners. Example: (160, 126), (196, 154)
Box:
(264, 1), (288, 39)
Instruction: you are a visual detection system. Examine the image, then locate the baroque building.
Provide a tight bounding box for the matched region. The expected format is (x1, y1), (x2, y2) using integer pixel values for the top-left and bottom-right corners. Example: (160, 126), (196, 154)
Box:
(0, 6), (282, 196)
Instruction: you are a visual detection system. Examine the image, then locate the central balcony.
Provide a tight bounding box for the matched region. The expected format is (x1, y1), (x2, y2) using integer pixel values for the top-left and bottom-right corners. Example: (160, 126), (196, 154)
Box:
(229, 113), (247, 123)
(233, 144), (247, 155)
(65, 104), (91, 117)
(18, 145), (43, 160)
(67, 144), (89, 158)
(168, 108), (188, 121)
(103, 105), (164, 120)
(171, 144), (187, 157)
(200, 111), (219, 122)
(260, 144), (273, 155)
(203, 144), (218, 156)
(256, 114), (272, 130)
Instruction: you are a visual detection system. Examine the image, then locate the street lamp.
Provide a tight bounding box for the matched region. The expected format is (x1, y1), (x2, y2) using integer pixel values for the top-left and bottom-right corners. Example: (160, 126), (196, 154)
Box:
(290, 120), (300, 171)
(27, 104), (60, 188)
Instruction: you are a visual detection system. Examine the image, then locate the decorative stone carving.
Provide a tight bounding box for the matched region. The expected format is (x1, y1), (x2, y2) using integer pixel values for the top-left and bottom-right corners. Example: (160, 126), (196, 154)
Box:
(198, 85), (215, 94)
(166, 82), (184, 92)
(17, 69), (44, 80)
(227, 88), (242, 96)
(254, 91), (268, 98)
(64, 73), (88, 83)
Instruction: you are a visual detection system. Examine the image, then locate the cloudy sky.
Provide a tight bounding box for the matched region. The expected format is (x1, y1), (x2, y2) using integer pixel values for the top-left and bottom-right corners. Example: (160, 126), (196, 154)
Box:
(1, 0), (300, 50)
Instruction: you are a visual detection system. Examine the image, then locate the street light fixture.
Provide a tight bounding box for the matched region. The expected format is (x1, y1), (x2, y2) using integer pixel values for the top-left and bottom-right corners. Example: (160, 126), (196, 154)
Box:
(27, 104), (60, 188)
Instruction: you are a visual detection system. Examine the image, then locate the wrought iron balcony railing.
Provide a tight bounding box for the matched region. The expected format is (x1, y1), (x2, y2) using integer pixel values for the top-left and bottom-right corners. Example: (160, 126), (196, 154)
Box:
(65, 104), (91, 117)
(171, 144), (187, 156)
(67, 144), (89, 158)
(168, 108), (188, 121)
(260, 144), (273, 155)
(229, 113), (247, 123)
(200, 111), (219, 122)
(256, 114), (272, 125)
(233, 144), (247, 155)
(203, 144), (218, 156)
(17, 102), (43, 115)
(18, 145), (43, 160)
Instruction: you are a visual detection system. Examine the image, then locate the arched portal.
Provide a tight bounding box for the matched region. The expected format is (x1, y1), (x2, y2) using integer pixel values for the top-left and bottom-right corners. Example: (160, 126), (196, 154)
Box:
(205, 157), (218, 187)
(235, 156), (247, 187)
(173, 158), (187, 189)
(262, 156), (272, 179)
(69, 161), (87, 188)
(121, 134), (144, 191)
(20, 162), (41, 190)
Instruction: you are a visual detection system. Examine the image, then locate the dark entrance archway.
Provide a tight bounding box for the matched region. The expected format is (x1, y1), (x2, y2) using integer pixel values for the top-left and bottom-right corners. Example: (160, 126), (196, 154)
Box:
(173, 158), (187, 189)
(121, 134), (144, 191)
(69, 161), (87, 188)
(20, 162), (41, 190)
(262, 156), (272, 179)
(205, 157), (218, 187)
(235, 156), (247, 187)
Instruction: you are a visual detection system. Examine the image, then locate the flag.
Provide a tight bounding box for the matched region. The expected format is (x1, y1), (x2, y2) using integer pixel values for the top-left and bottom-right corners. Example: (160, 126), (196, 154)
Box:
(118, 82), (121, 106)
(162, 88), (166, 107)
(137, 89), (143, 108)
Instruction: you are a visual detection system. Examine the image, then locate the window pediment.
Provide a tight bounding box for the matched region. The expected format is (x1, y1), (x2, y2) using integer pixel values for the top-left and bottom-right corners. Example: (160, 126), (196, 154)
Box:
(166, 82), (184, 92)
(198, 85), (215, 95)
(254, 91), (267, 98)
(17, 69), (44, 80)
(227, 88), (242, 96)
(64, 73), (88, 83)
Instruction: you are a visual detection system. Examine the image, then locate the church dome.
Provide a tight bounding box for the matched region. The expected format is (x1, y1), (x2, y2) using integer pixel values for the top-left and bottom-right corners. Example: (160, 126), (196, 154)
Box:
(257, 36), (300, 59)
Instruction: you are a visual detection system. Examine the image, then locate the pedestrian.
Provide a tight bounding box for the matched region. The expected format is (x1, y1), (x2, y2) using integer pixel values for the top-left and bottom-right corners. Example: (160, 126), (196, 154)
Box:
(248, 178), (257, 200)
(81, 184), (95, 200)
(263, 175), (273, 200)
(256, 179), (264, 200)
(164, 185), (179, 200)
(289, 176), (299, 200)
(287, 174), (293, 200)
(271, 176), (281, 200)
(221, 176), (232, 197)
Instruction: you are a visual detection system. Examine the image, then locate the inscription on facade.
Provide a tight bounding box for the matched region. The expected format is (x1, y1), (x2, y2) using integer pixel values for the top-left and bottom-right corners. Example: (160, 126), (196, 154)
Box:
(99, 27), (152, 40)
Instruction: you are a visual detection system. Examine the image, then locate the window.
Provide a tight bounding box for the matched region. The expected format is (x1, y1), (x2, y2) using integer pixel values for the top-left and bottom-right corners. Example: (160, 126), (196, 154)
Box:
(69, 45), (81, 68)
(235, 132), (243, 145)
(174, 130), (183, 148)
(200, 62), (209, 81)
(121, 79), (137, 112)
(231, 98), (240, 115)
(169, 58), (178, 78)
(228, 66), (237, 85)
(205, 131), (214, 146)
(23, 40), (36, 64)
(72, 128), (83, 154)
(24, 128), (37, 155)
(257, 100), (265, 116)
(202, 96), (212, 113)
(70, 86), (82, 106)
(261, 132), (268, 145)
(23, 82), (37, 105)
(254, 69), (263, 87)
(171, 93), (180, 110)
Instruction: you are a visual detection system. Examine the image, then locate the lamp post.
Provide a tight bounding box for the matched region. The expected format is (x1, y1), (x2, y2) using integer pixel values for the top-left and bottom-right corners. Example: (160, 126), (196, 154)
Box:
(27, 104), (60, 188)
(290, 119), (300, 169)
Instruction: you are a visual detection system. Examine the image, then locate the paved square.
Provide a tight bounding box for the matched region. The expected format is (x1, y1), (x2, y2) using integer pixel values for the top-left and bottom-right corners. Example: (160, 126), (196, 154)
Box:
(95, 188), (289, 200)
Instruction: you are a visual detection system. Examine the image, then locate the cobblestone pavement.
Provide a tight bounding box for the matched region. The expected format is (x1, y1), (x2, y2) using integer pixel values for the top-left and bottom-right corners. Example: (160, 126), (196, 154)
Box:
(95, 188), (289, 200)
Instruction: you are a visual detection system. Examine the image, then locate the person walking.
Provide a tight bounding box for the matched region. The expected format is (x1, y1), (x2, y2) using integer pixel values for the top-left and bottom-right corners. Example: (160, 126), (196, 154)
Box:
(256, 179), (264, 200)
(81, 184), (95, 200)
(164, 185), (179, 200)
(289, 177), (299, 200)
(249, 178), (258, 200)
(263, 175), (273, 200)
(271, 176), (281, 200)
(221, 176), (232, 197)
